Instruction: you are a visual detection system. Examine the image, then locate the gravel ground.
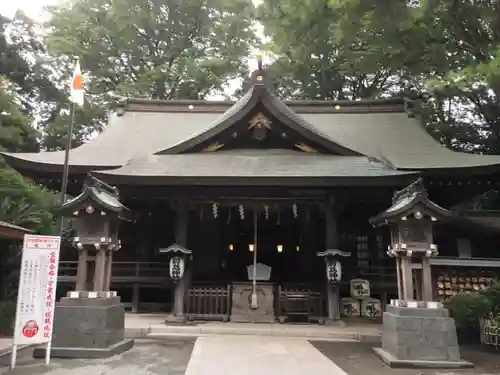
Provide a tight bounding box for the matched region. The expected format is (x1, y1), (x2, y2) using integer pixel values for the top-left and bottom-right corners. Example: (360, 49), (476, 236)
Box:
(0, 338), (195, 375)
(311, 341), (500, 375)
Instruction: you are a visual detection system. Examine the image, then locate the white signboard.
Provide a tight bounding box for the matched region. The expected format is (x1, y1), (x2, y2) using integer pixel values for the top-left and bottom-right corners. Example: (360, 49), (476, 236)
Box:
(11, 234), (61, 368)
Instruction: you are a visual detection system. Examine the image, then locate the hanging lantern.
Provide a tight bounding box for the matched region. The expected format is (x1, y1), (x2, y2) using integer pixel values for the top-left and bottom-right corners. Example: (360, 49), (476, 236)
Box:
(239, 205), (245, 220)
(212, 203), (218, 218)
(292, 203), (298, 219)
(169, 256), (185, 281)
(326, 260), (342, 283)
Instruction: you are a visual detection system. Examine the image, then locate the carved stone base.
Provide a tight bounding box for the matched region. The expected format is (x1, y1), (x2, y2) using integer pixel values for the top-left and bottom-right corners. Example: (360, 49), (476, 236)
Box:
(374, 305), (473, 369)
(230, 282), (275, 323)
(33, 296), (133, 359)
(165, 314), (187, 324)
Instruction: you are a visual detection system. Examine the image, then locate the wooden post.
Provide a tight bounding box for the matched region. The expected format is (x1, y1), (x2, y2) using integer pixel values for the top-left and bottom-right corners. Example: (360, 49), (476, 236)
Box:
(75, 249), (88, 291)
(173, 201), (189, 317)
(325, 197), (340, 321)
(400, 256), (414, 300)
(104, 250), (113, 291)
(93, 249), (107, 291)
(131, 263), (140, 313)
(395, 257), (403, 300)
(421, 257), (433, 301)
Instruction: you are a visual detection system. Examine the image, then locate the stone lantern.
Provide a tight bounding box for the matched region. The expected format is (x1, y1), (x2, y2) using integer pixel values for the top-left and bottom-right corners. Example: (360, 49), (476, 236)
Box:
(316, 249), (350, 322)
(35, 174), (134, 359)
(369, 178), (471, 368)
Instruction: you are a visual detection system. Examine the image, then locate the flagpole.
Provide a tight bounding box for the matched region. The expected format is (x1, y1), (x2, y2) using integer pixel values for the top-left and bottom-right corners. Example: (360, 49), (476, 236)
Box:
(58, 101), (76, 234)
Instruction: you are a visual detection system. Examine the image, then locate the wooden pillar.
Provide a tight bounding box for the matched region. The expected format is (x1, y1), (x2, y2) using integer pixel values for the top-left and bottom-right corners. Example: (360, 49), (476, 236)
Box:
(132, 263), (140, 313)
(421, 257), (433, 301)
(93, 249), (107, 291)
(395, 257), (403, 300)
(400, 256), (414, 300)
(104, 250), (113, 291)
(173, 201), (189, 317)
(75, 249), (88, 291)
(325, 197), (340, 321)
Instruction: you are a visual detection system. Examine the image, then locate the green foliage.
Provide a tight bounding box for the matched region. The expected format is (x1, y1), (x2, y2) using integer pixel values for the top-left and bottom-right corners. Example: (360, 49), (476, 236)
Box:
(0, 168), (57, 234)
(482, 281), (500, 316)
(445, 292), (492, 328)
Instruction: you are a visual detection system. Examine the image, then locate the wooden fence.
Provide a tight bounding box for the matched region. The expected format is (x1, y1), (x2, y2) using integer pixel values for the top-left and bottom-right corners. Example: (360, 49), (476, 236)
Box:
(184, 284), (232, 321)
(276, 284), (326, 324)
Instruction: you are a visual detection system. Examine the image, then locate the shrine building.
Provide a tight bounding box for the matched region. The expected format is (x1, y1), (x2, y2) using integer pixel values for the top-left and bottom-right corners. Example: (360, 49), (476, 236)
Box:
(4, 63), (500, 323)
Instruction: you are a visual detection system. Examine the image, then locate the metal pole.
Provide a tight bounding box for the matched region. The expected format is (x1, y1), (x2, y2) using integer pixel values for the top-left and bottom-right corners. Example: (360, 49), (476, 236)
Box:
(58, 102), (76, 234)
(251, 206), (258, 308)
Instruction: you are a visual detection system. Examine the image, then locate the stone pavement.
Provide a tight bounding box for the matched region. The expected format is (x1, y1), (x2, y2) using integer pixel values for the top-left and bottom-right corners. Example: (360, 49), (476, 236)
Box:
(185, 335), (348, 375)
(0, 338), (195, 375)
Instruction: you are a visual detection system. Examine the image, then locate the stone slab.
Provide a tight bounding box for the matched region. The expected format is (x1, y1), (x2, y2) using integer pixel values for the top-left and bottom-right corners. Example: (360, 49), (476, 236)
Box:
(33, 338), (134, 359)
(230, 282), (275, 323)
(373, 347), (474, 369)
(185, 335), (348, 375)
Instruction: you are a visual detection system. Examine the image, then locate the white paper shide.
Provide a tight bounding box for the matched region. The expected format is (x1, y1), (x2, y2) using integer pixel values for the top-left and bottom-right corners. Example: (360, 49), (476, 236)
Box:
(13, 235), (61, 346)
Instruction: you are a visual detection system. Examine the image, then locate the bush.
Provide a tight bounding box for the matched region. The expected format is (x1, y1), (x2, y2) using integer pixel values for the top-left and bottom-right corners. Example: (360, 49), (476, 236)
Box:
(445, 292), (492, 329)
(482, 281), (500, 316)
(0, 300), (16, 336)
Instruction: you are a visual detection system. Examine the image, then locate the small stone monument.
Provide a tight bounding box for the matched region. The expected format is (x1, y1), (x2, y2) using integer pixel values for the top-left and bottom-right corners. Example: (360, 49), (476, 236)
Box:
(34, 174), (134, 359)
(369, 179), (472, 368)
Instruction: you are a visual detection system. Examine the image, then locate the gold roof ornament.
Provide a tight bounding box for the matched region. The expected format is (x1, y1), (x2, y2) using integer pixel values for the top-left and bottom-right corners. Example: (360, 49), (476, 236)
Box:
(203, 142), (224, 152)
(248, 112), (272, 130)
(295, 142), (318, 153)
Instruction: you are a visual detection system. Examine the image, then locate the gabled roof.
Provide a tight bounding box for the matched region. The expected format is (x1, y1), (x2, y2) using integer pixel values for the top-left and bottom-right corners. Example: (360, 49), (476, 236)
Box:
(54, 174), (131, 220)
(369, 178), (453, 225)
(2, 65), (500, 180)
(157, 83), (361, 155)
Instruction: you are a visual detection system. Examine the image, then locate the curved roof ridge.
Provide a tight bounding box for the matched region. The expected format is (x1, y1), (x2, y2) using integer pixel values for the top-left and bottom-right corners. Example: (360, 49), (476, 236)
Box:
(156, 84), (361, 156)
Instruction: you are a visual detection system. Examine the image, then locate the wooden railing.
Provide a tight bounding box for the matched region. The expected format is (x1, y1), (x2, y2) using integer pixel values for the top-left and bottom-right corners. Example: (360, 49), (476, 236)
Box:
(184, 284), (232, 321)
(58, 261), (170, 284)
(276, 284), (326, 324)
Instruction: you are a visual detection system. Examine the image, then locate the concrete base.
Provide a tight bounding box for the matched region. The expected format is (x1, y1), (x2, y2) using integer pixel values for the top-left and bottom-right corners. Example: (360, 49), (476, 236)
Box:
(34, 339), (134, 359)
(373, 347), (473, 369)
(39, 296), (133, 359)
(165, 314), (187, 324)
(379, 305), (471, 368)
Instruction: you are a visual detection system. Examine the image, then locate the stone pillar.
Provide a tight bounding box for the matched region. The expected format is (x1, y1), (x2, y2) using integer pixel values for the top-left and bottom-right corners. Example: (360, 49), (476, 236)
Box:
(325, 197), (340, 321)
(93, 249), (107, 292)
(173, 201), (189, 318)
(75, 249), (88, 292)
(421, 257), (433, 301)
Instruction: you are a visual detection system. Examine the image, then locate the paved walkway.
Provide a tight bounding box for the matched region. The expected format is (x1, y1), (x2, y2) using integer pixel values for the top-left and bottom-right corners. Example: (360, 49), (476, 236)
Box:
(185, 335), (348, 375)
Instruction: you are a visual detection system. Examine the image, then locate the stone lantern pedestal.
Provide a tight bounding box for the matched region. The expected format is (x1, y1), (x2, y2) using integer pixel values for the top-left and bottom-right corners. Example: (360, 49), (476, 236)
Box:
(34, 292), (133, 359)
(373, 300), (472, 368)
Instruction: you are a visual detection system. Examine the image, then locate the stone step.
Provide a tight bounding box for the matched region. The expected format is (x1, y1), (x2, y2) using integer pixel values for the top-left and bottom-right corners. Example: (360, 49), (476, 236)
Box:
(148, 324), (379, 342)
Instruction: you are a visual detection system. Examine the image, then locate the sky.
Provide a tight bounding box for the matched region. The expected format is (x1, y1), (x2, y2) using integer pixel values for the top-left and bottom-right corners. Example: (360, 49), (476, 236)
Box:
(0, 0), (56, 20)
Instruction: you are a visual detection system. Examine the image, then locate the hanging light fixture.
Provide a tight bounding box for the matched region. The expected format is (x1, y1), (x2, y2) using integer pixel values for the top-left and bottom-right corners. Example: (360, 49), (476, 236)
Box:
(228, 244), (234, 251)
(239, 205), (245, 220)
(296, 246), (300, 252)
(292, 203), (298, 219)
(277, 244), (283, 253)
(212, 203), (218, 218)
(248, 244), (254, 252)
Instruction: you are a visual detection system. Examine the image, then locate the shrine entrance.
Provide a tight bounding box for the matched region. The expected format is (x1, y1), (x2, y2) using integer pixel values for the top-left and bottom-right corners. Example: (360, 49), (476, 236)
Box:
(188, 201), (328, 324)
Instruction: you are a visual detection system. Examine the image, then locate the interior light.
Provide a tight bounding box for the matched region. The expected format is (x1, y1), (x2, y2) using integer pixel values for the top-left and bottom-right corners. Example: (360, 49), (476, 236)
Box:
(277, 245), (283, 253)
(296, 246), (300, 252)
(248, 244), (254, 252)
(228, 244), (233, 251)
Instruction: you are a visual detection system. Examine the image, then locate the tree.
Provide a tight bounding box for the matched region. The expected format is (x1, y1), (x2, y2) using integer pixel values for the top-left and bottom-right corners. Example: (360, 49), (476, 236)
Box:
(46, 0), (257, 100)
